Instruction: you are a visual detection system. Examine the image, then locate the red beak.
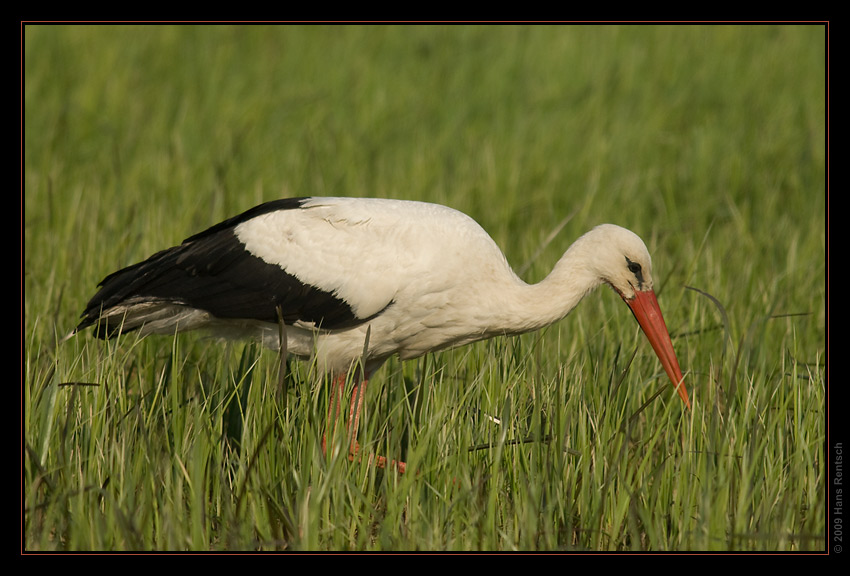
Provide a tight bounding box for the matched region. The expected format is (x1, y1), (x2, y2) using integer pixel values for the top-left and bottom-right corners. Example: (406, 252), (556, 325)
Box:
(624, 289), (691, 409)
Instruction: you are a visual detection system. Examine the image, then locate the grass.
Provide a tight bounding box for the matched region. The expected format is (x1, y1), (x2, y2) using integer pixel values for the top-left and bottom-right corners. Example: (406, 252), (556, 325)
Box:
(23, 24), (826, 551)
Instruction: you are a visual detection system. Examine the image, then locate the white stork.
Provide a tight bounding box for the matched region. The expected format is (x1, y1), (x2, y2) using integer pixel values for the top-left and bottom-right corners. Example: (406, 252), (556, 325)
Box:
(77, 196), (690, 473)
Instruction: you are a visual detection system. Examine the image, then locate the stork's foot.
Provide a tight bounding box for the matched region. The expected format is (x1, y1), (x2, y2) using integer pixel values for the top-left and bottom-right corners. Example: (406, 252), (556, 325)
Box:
(323, 375), (407, 474)
(321, 436), (407, 475)
(352, 442), (407, 475)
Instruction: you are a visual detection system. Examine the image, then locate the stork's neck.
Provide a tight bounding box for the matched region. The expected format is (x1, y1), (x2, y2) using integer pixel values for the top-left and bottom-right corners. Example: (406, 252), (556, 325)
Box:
(492, 239), (604, 335)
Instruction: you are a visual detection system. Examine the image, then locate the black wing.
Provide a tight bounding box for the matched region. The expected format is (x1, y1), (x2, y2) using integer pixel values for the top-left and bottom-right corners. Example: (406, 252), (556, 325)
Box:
(77, 198), (378, 338)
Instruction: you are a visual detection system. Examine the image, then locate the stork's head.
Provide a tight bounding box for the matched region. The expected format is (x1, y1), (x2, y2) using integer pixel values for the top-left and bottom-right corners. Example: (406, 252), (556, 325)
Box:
(580, 224), (690, 409)
(583, 224), (656, 301)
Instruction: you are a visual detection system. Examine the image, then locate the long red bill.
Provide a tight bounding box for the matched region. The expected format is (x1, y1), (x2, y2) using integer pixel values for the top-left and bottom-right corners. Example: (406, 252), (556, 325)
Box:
(625, 289), (691, 409)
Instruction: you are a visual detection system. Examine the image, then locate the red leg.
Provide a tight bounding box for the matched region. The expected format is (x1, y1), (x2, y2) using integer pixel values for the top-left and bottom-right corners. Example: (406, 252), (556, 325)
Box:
(321, 374), (406, 474)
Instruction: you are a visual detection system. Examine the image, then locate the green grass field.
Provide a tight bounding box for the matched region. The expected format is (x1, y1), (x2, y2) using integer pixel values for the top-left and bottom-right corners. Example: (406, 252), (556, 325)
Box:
(23, 24), (827, 551)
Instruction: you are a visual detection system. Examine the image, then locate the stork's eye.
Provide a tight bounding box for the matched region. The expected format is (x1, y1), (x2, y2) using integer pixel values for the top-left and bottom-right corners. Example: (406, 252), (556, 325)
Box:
(625, 257), (645, 288)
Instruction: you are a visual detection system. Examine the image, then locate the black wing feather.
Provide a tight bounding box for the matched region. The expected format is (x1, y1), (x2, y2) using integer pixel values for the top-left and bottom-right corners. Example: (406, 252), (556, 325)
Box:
(78, 198), (374, 338)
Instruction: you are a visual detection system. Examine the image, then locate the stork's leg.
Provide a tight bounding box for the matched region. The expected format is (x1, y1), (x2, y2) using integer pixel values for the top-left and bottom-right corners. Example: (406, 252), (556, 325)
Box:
(321, 374), (406, 474)
(321, 374), (350, 456)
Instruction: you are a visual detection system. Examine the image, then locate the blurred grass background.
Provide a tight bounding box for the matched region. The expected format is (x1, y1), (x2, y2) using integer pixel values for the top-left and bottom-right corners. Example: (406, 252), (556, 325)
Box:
(24, 24), (826, 551)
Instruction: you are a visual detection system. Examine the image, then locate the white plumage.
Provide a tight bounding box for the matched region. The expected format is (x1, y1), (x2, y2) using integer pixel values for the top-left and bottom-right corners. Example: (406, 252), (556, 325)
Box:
(77, 196), (690, 472)
(233, 197), (514, 369)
